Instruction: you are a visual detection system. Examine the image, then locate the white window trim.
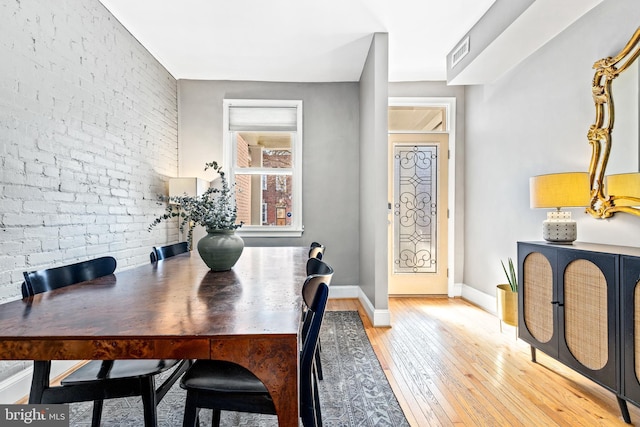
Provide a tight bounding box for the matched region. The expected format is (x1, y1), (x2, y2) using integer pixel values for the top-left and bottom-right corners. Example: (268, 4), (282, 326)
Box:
(223, 99), (303, 238)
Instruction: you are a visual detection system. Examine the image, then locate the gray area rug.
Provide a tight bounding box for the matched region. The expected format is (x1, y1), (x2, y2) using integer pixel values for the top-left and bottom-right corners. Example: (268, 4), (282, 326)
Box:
(69, 311), (409, 426)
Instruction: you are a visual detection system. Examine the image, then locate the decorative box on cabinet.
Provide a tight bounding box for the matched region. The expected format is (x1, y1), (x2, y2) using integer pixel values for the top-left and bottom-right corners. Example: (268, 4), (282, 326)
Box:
(518, 241), (640, 424)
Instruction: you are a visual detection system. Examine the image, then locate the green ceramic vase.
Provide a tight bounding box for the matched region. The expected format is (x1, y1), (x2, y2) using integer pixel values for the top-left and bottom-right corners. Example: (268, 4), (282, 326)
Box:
(197, 229), (244, 271)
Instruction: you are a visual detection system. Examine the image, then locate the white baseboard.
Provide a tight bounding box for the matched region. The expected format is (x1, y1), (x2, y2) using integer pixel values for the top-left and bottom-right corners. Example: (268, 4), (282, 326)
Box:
(0, 360), (79, 404)
(357, 288), (391, 327)
(460, 283), (497, 315)
(451, 282), (463, 297)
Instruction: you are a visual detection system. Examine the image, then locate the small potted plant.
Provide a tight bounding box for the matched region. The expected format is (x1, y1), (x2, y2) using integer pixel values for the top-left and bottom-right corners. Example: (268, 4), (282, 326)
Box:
(149, 161), (244, 271)
(496, 258), (518, 330)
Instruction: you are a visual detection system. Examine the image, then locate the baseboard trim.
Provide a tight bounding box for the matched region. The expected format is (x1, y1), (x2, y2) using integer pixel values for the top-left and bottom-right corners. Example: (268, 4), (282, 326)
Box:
(460, 284), (497, 315)
(357, 288), (391, 327)
(0, 360), (79, 404)
(451, 282), (463, 297)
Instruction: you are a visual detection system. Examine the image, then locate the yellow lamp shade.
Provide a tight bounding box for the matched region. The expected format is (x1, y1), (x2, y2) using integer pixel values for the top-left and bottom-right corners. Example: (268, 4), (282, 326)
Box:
(606, 172), (640, 207)
(529, 172), (591, 209)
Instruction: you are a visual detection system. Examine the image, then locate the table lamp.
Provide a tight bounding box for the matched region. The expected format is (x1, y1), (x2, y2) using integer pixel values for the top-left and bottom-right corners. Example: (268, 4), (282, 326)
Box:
(529, 172), (591, 244)
(169, 177), (208, 204)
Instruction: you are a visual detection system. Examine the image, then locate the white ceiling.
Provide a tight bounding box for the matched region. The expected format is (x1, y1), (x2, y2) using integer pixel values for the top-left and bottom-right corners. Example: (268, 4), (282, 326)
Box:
(97, 0), (496, 82)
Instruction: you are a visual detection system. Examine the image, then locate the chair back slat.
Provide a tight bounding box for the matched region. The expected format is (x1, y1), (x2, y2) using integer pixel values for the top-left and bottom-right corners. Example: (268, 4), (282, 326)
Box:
(22, 256), (117, 298)
(308, 246), (324, 259)
(308, 241), (325, 259)
(306, 257), (333, 278)
(152, 242), (189, 262)
(299, 282), (329, 409)
(304, 259), (334, 307)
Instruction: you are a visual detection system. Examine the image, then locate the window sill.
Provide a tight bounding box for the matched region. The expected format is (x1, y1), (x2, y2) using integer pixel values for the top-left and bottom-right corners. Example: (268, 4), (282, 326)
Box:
(237, 227), (303, 238)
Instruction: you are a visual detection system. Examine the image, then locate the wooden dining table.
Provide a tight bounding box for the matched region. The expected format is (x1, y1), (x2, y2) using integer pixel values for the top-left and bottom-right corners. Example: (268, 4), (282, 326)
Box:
(0, 246), (309, 426)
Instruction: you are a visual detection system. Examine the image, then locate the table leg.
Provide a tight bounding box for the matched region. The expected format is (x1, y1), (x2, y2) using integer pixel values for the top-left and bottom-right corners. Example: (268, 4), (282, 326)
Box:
(211, 336), (299, 427)
(29, 360), (51, 404)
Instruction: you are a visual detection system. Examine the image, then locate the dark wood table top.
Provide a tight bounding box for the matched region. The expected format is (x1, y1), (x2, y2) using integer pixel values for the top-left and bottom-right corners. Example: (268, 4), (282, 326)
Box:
(0, 246), (309, 360)
(0, 246), (309, 426)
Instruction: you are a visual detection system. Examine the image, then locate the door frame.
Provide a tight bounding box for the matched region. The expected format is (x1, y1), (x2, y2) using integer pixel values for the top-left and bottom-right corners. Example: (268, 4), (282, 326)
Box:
(388, 97), (458, 297)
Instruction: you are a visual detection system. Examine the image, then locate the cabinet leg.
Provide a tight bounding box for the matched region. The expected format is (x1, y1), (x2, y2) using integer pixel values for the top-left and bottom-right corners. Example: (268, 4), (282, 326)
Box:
(617, 396), (631, 424)
(530, 346), (536, 363)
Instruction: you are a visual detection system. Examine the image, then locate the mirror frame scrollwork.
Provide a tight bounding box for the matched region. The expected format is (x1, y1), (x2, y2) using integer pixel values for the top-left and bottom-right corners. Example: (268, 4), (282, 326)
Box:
(587, 27), (640, 218)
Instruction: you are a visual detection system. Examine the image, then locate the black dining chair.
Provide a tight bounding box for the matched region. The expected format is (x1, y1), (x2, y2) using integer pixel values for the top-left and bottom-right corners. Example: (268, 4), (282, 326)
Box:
(180, 278), (330, 427)
(305, 257), (334, 380)
(306, 257), (333, 278)
(150, 241), (189, 263)
(308, 241), (325, 260)
(22, 256), (190, 427)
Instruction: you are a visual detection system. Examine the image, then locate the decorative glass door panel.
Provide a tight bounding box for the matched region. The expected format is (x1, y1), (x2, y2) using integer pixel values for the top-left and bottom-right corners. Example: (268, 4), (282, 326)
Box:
(388, 133), (448, 295)
(393, 145), (438, 274)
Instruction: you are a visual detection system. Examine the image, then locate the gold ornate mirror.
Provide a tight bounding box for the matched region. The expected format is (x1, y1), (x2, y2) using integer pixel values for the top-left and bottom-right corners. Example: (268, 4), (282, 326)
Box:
(587, 27), (640, 218)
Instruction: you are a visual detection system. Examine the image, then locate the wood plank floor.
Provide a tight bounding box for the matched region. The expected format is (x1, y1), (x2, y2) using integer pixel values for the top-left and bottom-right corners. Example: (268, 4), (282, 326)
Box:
(327, 297), (640, 427)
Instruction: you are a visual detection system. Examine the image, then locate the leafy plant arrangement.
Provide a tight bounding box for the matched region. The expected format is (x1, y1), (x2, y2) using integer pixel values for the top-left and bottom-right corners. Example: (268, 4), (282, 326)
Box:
(148, 161), (243, 248)
(501, 258), (518, 292)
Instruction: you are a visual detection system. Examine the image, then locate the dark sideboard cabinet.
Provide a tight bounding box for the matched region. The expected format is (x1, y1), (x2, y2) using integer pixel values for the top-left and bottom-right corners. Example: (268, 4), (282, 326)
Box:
(518, 241), (640, 424)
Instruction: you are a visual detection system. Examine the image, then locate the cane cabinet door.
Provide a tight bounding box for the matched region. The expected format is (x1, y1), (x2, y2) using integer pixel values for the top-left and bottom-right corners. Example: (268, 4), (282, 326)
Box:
(622, 256), (640, 405)
(557, 249), (618, 391)
(518, 243), (558, 358)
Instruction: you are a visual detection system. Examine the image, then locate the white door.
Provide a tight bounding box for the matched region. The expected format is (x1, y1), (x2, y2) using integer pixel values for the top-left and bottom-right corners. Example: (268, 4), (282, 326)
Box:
(387, 102), (451, 295)
(388, 134), (448, 294)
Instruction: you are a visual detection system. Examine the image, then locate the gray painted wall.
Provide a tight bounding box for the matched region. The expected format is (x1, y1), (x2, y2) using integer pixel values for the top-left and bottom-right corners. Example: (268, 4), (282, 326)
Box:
(464, 0), (640, 297)
(0, 0), (177, 385)
(177, 80), (361, 287)
(358, 33), (389, 309)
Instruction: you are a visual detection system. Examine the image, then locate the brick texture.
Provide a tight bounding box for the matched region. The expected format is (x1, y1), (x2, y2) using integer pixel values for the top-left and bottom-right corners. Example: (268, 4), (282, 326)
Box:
(0, 0), (180, 385)
(0, 3), (178, 308)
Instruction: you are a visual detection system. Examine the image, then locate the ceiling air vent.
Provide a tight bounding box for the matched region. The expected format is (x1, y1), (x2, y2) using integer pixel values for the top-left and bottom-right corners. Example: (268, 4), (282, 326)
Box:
(451, 37), (470, 69)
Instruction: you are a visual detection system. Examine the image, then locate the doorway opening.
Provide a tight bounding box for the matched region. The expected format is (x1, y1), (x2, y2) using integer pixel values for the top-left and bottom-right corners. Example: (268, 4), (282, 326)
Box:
(388, 98), (456, 296)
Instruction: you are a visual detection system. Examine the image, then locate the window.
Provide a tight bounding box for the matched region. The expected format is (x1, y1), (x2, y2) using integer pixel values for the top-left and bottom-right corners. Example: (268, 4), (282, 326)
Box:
(223, 99), (303, 237)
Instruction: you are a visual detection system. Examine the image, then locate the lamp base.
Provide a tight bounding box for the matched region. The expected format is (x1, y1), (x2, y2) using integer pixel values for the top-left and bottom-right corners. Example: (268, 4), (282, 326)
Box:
(542, 211), (577, 244)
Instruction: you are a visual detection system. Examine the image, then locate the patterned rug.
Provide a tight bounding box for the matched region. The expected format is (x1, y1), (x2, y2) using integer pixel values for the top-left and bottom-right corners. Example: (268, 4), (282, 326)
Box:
(68, 311), (409, 426)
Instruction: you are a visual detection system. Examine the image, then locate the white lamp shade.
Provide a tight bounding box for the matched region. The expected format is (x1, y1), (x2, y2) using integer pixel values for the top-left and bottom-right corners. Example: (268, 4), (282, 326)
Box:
(169, 178), (208, 200)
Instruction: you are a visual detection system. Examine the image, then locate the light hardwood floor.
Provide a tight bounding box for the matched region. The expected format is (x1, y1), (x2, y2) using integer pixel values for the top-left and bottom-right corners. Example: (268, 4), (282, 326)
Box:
(327, 297), (640, 426)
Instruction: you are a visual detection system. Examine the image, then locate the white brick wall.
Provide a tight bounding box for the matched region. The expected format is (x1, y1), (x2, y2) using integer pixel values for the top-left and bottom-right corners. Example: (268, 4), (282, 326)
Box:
(0, 0), (179, 386)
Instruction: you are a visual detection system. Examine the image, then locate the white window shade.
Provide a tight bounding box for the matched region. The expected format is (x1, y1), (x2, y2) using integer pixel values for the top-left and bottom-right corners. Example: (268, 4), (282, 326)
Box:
(228, 107), (298, 132)
(223, 99), (303, 237)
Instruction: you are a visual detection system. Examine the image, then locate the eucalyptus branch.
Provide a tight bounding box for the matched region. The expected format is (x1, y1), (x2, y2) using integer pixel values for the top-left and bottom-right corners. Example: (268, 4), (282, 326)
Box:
(149, 161), (243, 248)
